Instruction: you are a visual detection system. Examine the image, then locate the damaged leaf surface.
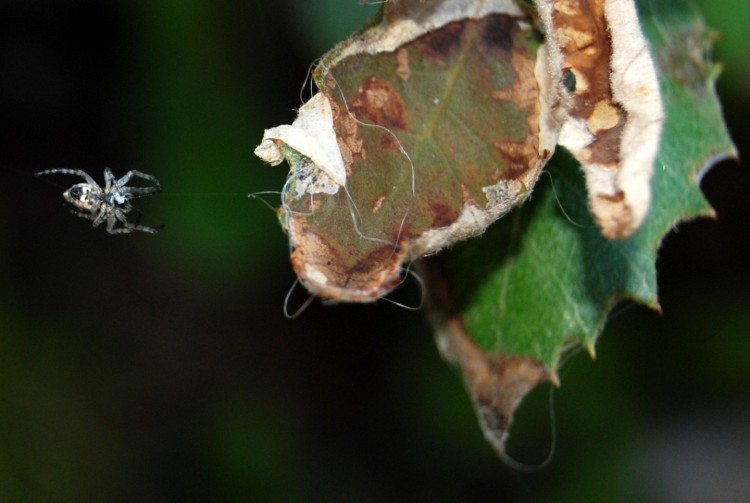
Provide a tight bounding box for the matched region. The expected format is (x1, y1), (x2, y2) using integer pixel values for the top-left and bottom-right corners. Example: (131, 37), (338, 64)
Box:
(538, 0), (664, 239)
(258, 2), (555, 301)
(426, 0), (736, 455)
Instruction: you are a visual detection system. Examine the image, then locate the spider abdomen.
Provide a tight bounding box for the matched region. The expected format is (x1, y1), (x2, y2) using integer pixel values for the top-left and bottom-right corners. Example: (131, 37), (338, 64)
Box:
(63, 184), (97, 212)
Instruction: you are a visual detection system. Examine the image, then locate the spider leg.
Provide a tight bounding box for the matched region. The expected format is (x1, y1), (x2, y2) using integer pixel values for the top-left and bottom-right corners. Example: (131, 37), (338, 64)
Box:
(88, 203), (109, 227)
(119, 200), (134, 213)
(106, 210), (132, 234)
(129, 208), (163, 234)
(36, 168), (100, 189)
(92, 211), (109, 228)
(127, 186), (161, 197)
(107, 221), (162, 234)
(104, 167), (116, 192)
(118, 170), (161, 191)
(114, 208), (130, 224)
(107, 213), (162, 234)
(107, 221), (134, 234)
(132, 222), (164, 234)
(108, 226), (138, 235)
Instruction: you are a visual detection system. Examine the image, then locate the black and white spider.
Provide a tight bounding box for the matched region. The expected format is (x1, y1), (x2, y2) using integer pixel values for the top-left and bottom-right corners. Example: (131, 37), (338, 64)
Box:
(36, 167), (163, 234)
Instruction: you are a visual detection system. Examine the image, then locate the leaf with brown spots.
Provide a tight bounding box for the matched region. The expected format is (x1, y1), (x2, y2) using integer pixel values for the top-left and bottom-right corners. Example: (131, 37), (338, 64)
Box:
(538, 0), (664, 239)
(424, 0), (736, 458)
(254, 0), (734, 461)
(257, 0), (558, 302)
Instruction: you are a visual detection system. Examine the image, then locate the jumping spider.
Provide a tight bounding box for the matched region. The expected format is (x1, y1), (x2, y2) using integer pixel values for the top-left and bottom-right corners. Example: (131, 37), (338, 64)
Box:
(36, 167), (163, 234)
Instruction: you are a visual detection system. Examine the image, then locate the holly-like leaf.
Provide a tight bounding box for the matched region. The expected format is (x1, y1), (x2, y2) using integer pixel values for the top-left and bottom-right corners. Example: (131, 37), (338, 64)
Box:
(425, 0), (737, 456)
(255, 0), (736, 458)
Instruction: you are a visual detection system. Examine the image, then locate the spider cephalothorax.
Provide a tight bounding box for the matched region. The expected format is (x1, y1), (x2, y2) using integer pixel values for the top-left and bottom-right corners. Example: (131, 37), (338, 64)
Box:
(37, 167), (163, 234)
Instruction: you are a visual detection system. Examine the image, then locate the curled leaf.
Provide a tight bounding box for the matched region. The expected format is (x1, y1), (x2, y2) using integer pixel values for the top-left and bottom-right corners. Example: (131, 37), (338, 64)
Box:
(425, 0), (736, 457)
(537, 0), (664, 239)
(257, 0), (559, 301)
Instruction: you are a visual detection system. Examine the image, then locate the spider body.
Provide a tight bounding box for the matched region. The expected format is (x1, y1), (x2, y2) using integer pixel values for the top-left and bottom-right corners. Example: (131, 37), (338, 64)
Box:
(36, 167), (163, 234)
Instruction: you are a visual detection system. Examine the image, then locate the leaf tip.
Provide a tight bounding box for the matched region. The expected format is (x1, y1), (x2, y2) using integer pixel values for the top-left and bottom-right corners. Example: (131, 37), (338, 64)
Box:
(433, 315), (551, 458)
(585, 341), (597, 361)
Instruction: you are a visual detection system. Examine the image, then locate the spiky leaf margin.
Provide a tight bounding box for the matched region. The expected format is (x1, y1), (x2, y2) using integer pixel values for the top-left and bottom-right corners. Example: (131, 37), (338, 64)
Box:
(425, 0), (737, 456)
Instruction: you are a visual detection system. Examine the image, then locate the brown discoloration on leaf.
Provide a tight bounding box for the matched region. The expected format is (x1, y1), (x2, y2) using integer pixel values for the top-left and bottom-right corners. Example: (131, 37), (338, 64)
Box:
(426, 258), (550, 455)
(491, 49), (541, 181)
(430, 202), (460, 228)
(494, 139), (539, 181)
(351, 77), (408, 130)
(538, 0), (663, 240)
(396, 47), (411, 80)
(588, 100), (620, 133)
(490, 53), (538, 111)
(288, 214), (406, 302)
(441, 319), (549, 455)
(270, 14), (548, 302)
(551, 0), (626, 168)
(337, 137), (356, 172)
(591, 191), (633, 239)
(461, 185), (471, 204)
(419, 21), (464, 64)
(329, 96), (364, 176)
(308, 197), (321, 213)
(480, 14), (518, 53)
(378, 132), (400, 152)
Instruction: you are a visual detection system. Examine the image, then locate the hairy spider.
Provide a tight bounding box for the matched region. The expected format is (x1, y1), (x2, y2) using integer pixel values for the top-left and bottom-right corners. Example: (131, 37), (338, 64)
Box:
(36, 167), (163, 234)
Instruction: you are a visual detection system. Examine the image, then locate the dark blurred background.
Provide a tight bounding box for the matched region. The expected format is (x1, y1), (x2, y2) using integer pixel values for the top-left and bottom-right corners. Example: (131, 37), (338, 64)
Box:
(1, 1), (748, 501)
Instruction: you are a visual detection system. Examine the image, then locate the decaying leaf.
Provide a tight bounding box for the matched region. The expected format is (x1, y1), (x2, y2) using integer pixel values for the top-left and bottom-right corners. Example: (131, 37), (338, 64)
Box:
(255, 0), (665, 302)
(257, 93), (347, 194)
(537, 0), (664, 239)
(424, 0), (736, 457)
(256, 0), (560, 301)
(427, 257), (552, 455)
(255, 0), (734, 460)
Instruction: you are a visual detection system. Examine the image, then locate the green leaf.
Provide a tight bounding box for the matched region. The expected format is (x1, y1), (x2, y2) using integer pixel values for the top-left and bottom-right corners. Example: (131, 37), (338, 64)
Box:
(255, 0), (736, 458)
(426, 0), (736, 455)
(256, 1), (556, 302)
